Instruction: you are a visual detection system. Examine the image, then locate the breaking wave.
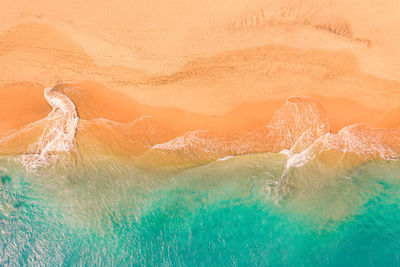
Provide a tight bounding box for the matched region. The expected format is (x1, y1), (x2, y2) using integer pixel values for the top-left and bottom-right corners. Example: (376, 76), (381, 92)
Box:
(151, 97), (400, 162)
(1, 83), (399, 187)
(150, 97), (400, 200)
(17, 83), (79, 171)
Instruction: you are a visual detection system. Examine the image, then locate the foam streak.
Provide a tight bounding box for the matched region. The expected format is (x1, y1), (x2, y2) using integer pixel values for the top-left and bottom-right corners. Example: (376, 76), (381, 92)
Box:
(19, 83), (79, 171)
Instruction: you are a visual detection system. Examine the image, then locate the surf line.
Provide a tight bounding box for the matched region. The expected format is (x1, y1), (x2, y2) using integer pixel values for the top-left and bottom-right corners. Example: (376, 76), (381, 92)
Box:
(19, 82), (79, 171)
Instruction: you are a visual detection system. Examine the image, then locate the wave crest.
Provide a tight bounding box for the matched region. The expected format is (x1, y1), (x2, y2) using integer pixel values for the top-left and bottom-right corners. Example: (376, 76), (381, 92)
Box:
(151, 97), (331, 161)
(18, 83), (79, 171)
(1, 88), (398, 174)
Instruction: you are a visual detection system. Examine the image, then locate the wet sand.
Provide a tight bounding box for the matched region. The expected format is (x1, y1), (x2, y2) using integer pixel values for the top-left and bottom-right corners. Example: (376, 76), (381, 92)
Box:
(0, 0), (399, 161)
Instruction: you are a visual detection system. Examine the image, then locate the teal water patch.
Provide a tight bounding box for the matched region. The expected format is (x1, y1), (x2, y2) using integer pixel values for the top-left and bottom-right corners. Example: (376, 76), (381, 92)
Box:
(1, 159), (400, 266)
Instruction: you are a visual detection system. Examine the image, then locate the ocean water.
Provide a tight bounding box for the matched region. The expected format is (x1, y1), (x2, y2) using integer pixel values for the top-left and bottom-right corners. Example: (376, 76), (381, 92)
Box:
(1, 84), (400, 266)
(1, 154), (400, 266)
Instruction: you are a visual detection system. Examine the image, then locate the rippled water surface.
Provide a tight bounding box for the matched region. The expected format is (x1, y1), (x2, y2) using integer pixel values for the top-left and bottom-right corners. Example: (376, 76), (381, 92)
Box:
(1, 156), (400, 266)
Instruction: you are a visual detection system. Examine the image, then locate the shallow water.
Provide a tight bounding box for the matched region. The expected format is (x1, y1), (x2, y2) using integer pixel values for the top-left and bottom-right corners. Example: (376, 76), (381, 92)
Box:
(1, 154), (399, 266)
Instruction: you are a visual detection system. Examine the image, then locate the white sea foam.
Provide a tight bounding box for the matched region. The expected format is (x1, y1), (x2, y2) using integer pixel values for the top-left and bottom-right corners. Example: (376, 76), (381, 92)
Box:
(18, 83), (79, 171)
(217, 155), (234, 161)
(151, 97), (331, 163)
(270, 133), (329, 201)
(269, 123), (400, 201)
(152, 130), (251, 161)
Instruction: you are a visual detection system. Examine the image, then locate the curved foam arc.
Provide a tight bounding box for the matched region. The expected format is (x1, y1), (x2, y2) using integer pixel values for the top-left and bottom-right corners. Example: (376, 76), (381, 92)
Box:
(333, 124), (400, 160)
(271, 133), (330, 201)
(268, 97), (331, 201)
(151, 129), (253, 162)
(151, 130), (214, 159)
(148, 96), (400, 200)
(217, 155), (235, 161)
(150, 96), (331, 161)
(151, 98), (400, 163)
(18, 83), (79, 171)
(271, 124), (400, 201)
(4, 86), (398, 178)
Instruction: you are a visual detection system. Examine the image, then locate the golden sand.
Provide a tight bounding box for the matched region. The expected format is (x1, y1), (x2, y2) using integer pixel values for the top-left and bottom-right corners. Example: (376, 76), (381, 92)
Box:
(0, 0), (399, 166)
(1, 80), (399, 136)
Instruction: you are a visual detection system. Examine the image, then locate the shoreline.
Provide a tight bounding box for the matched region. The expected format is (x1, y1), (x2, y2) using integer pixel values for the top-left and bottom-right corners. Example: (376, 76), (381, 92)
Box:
(1, 81), (399, 137)
(1, 82), (399, 170)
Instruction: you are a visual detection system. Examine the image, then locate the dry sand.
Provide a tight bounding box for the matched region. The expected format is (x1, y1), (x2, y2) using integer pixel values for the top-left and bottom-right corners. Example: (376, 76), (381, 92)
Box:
(0, 0), (399, 139)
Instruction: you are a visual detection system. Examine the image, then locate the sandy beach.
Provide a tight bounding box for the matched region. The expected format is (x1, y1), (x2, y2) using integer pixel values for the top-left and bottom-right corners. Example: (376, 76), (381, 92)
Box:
(2, 2), (400, 265)
(0, 0), (399, 157)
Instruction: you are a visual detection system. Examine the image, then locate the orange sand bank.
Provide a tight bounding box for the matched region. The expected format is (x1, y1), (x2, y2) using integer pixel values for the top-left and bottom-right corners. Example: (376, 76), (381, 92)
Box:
(1, 0), (400, 168)
(1, 81), (399, 137)
(1, 81), (400, 167)
(1, 23), (399, 116)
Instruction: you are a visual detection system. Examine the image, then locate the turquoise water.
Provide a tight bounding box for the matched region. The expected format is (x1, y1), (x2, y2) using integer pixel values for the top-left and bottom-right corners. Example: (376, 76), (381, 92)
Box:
(1, 156), (400, 266)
